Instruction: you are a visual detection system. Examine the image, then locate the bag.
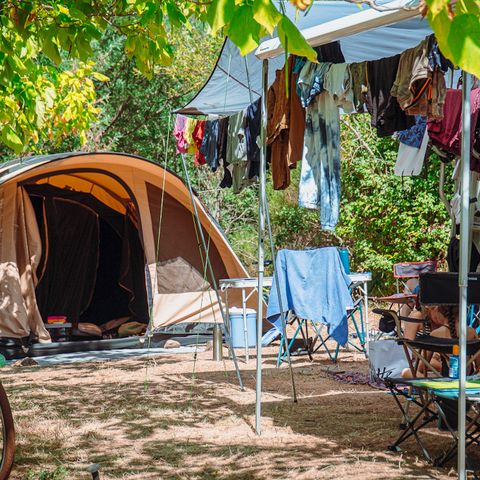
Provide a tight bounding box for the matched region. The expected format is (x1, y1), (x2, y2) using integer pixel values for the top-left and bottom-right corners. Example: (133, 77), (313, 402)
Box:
(368, 339), (409, 382)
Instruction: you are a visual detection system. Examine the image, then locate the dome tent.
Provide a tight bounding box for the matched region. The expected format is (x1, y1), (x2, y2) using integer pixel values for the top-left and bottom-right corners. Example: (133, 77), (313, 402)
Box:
(0, 152), (248, 356)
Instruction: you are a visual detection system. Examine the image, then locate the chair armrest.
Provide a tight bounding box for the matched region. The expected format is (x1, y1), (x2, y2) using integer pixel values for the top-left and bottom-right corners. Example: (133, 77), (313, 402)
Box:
(398, 315), (431, 325)
(372, 308), (430, 324)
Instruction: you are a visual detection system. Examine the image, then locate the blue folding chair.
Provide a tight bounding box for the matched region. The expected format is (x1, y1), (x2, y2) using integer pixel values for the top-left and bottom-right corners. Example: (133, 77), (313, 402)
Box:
(276, 248), (367, 365)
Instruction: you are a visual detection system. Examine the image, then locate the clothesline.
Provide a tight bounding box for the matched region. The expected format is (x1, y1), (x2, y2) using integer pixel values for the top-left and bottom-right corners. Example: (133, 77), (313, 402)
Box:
(173, 33), (477, 231)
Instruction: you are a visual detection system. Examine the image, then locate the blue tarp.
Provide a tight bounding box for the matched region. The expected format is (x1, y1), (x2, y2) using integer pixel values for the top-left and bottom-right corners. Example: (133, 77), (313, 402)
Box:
(267, 247), (352, 345)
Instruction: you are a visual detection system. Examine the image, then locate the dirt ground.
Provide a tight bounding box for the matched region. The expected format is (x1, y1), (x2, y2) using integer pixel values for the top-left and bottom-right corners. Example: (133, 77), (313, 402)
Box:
(2, 342), (473, 480)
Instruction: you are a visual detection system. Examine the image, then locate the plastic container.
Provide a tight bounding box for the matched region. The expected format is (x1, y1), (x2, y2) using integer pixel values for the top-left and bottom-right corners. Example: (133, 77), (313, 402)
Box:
(449, 344), (459, 379)
(229, 308), (257, 348)
(338, 248), (350, 274)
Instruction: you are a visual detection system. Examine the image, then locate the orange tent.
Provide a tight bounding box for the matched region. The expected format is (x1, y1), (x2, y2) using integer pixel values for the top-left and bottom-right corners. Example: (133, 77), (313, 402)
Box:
(0, 152), (249, 345)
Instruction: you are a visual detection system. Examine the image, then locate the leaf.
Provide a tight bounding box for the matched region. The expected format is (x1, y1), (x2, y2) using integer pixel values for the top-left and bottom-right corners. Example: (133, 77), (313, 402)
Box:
(227, 5), (262, 55)
(253, 0), (282, 35)
(447, 13), (480, 76)
(427, 8), (453, 59)
(44, 87), (56, 108)
(35, 97), (45, 128)
(207, 0), (235, 34)
(166, 2), (187, 28)
(41, 37), (62, 65)
(1, 126), (23, 153)
(92, 72), (109, 82)
(277, 15), (316, 62)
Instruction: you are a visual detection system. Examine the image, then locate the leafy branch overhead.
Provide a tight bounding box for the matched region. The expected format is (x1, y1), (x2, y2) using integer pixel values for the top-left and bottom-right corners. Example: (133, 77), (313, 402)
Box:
(0, 0), (478, 154)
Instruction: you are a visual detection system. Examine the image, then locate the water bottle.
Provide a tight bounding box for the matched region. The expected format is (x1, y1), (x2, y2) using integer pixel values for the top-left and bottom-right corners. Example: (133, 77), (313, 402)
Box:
(449, 344), (459, 379)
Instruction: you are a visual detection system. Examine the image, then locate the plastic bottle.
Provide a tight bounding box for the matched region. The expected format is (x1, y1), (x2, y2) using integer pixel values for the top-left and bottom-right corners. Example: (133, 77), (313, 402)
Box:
(449, 344), (460, 379)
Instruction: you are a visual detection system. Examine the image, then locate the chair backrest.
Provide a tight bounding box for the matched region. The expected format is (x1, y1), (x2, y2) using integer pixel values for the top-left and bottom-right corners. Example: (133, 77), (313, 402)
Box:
(393, 261), (438, 279)
(419, 272), (480, 305)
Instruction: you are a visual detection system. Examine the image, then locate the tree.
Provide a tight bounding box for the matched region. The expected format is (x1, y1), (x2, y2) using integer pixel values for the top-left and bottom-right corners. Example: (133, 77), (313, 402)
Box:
(1, 0), (477, 155)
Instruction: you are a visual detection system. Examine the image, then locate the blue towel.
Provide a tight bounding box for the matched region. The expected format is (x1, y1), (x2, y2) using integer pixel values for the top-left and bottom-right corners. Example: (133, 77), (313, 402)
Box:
(267, 247), (352, 346)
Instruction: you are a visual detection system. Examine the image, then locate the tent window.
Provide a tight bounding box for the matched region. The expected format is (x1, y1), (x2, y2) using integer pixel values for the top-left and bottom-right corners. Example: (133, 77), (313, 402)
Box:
(145, 181), (228, 292)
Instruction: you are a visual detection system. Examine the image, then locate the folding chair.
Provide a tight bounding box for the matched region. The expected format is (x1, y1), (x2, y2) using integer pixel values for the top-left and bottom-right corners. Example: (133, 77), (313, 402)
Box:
(385, 376), (480, 473)
(374, 272), (480, 378)
(270, 247), (366, 366)
(374, 307), (480, 378)
(277, 286), (366, 365)
(372, 260), (437, 314)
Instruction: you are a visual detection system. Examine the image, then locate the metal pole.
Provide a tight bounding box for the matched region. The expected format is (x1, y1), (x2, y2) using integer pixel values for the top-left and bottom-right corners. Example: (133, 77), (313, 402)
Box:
(457, 71), (472, 480)
(242, 288), (249, 362)
(263, 191), (298, 402)
(255, 59), (268, 435)
(364, 279), (370, 355)
(180, 153), (244, 391)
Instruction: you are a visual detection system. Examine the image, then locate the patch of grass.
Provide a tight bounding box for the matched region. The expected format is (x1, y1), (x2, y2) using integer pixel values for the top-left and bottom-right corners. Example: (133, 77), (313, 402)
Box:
(25, 466), (69, 480)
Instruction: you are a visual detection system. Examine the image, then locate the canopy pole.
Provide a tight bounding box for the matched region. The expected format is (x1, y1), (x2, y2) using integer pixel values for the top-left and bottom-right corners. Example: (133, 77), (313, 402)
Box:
(179, 153), (244, 391)
(255, 59), (269, 435)
(457, 70), (472, 480)
(263, 189), (298, 403)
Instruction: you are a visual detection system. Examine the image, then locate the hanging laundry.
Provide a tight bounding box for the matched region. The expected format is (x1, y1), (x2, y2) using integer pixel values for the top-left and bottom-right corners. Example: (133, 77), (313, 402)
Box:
(200, 119), (220, 172)
(323, 63), (355, 113)
(226, 110), (250, 193)
(174, 115), (188, 154)
(297, 62), (331, 108)
(366, 55), (415, 137)
(299, 92), (341, 231)
(293, 41), (345, 97)
(390, 38), (446, 119)
(184, 117), (197, 154)
(349, 62), (367, 113)
(297, 42), (345, 231)
(394, 117), (430, 177)
(245, 98), (261, 179)
(218, 117), (232, 188)
(427, 35), (454, 74)
(267, 56), (305, 190)
(192, 120), (206, 166)
(427, 88), (480, 171)
(397, 116), (427, 148)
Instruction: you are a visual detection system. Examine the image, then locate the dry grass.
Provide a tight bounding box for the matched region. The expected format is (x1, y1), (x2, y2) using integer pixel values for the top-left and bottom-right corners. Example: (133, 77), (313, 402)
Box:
(1, 344), (473, 479)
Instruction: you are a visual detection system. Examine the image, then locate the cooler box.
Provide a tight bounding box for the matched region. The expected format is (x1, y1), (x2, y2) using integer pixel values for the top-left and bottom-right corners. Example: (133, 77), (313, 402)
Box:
(229, 307), (257, 348)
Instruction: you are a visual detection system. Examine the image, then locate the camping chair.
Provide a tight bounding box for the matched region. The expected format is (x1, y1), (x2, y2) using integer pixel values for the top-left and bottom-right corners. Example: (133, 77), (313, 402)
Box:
(276, 279), (367, 365)
(372, 308), (480, 379)
(372, 261), (437, 314)
(374, 272), (480, 378)
(385, 376), (480, 473)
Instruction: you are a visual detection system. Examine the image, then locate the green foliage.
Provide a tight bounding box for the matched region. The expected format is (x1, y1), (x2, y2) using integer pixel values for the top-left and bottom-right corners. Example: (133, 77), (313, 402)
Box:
(26, 466), (69, 480)
(425, 0), (480, 77)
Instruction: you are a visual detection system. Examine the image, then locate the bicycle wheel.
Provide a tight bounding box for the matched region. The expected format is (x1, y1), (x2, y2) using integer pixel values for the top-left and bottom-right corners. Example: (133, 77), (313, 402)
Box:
(0, 382), (15, 480)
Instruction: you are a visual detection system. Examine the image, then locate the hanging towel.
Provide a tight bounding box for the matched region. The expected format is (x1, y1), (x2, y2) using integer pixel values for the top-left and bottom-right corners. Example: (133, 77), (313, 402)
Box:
(267, 248), (352, 346)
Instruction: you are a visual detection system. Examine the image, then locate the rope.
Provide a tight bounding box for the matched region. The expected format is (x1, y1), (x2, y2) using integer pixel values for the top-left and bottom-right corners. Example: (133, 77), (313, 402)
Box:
(143, 113), (171, 390)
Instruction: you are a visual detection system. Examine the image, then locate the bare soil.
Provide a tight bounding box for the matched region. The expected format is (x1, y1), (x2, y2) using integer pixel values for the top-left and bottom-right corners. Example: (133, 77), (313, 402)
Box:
(2, 343), (471, 479)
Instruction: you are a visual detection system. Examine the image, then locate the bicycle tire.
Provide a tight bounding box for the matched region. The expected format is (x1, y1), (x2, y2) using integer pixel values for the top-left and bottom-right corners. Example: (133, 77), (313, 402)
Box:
(0, 382), (15, 480)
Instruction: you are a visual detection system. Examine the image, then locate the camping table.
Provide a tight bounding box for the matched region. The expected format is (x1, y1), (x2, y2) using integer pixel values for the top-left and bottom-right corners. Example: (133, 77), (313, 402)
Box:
(220, 277), (272, 362)
(220, 272), (372, 361)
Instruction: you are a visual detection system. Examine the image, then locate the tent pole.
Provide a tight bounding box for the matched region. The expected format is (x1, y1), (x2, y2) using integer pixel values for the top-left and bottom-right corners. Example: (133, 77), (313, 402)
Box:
(255, 59), (269, 435)
(457, 70), (472, 480)
(179, 153), (244, 391)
